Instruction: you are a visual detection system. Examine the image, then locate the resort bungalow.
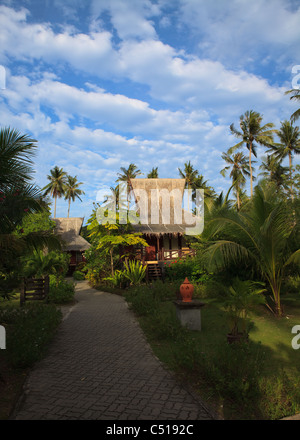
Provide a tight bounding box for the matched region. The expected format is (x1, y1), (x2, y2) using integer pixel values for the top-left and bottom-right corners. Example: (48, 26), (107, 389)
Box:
(53, 217), (91, 273)
(128, 178), (198, 279)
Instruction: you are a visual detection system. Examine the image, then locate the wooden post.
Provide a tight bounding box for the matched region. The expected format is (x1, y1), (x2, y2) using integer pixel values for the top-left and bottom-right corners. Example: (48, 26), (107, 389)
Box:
(20, 278), (26, 307)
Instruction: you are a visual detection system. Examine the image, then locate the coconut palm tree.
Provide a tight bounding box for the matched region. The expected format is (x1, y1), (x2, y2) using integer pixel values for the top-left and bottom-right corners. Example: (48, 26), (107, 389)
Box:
(43, 166), (67, 218)
(201, 185), (300, 317)
(285, 89), (300, 123)
(64, 175), (85, 218)
(116, 163), (142, 211)
(147, 167), (158, 178)
(267, 120), (300, 201)
(229, 110), (275, 198)
(259, 155), (289, 192)
(178, 161), (199, 189)
(220, 150), (250, 210)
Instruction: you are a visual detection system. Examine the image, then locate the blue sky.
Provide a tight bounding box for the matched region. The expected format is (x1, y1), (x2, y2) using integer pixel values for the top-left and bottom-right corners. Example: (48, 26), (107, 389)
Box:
(0, 0), (299, 221)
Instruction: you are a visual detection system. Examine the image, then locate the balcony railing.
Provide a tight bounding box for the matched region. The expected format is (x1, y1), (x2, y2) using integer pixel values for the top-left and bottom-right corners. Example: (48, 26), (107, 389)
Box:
(135, 248), (196, 262)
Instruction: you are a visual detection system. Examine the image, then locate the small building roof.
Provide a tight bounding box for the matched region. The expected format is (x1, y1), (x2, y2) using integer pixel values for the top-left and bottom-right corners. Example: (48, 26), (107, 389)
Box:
(53, 217), (91, 251)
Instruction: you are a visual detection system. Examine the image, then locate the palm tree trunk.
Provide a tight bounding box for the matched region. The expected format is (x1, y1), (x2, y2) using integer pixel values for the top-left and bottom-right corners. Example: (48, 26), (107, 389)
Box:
(236, 186), (240, 211)
(68, 199), (71, 218)
(249, 143), (253, 198)
(289, 151), (294, 202)
(54, 196), (57, 218)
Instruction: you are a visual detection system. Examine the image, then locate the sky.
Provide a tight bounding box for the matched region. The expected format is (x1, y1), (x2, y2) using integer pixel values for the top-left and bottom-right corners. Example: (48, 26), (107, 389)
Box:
(0, 0), (299, 221)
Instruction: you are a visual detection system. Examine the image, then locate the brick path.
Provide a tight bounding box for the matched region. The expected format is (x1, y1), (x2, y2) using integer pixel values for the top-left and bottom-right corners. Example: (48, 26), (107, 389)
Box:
(12, 281), (215, 420)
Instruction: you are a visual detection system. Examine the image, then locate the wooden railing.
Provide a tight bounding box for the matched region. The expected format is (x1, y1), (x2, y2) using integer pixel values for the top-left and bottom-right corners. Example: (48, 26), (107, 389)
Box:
(135, 248), (195, 262)
(20, 276), (49, 306)
(158, 248), (196, 261)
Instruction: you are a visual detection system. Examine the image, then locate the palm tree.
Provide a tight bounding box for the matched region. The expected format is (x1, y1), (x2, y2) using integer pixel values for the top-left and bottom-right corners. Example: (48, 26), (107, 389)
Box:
(0, 127), (37, 192)
(267, 120), (300, 201)
(64, 175), (85, 218)
(43, 166), (67, 218)
(147, 167), (158, 178)
(229, 110), (275, 198)
(116, 163), (142, 211)
(178, 161), (198, 189)
(220, 150), (250, 210)
(285, 89), (300, 123)
(201, 185), (300, 317)
(259, 155), (289, 192)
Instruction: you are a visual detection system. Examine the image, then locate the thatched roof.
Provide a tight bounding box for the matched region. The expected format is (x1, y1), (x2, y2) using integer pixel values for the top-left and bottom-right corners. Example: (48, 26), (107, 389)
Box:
(130, 178), (197, 236)
(53, 218), (91, 251)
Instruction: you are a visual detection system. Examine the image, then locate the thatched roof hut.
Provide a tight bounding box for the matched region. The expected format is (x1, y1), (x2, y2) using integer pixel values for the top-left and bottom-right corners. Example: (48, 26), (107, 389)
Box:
(130, 178), (196, 236)
(53, 218), (91, 252)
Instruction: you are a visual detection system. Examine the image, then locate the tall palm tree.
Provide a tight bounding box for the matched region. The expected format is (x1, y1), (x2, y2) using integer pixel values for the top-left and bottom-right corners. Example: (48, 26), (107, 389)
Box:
(259, 155), (289, 192)
(220, 150), (250, 210)
(147, 167), (158, 178)
(178, 161), (198, 189)
(178, 161), (199, 211)
(43, 166), (67, 218)
(64, 175), (85, 218)
(267, 120), (300, 201)
(229, 110), (275, 198)
(285, 89), (300, 123)
(201, 185), (300, 317)
(116, 163), (142, 211)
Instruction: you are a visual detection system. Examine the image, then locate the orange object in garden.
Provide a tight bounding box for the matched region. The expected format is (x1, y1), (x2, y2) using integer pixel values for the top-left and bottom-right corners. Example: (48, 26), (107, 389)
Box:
(180, 277), (194, 302)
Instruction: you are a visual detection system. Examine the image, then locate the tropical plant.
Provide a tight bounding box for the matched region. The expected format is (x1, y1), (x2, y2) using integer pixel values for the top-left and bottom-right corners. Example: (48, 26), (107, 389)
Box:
(285, 88), (300, 123)
(116, 163), (143, 211)
(104, 269), (127, 288)
(87, 208), (148, 276)
(147, 167), (159, 178)
(201, 185), (300, 317)
(178, 161), (198, 189)
(0, 128), (62, 298)
(267, 120), (300, 200)
(64, 175), (85, 218)
(259, 155), (289, 192)
(43, 166), (67, 218)
(222, 278), (266, 338)
(123, 260), (147, 285)
(229, 110), (275, 197)
(0, 127), (37, 192)
(221, 150), (250, 210)
(22, 250), (69, 279)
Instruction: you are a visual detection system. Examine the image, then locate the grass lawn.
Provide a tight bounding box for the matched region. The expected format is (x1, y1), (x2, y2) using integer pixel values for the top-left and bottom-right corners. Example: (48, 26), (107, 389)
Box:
(125, 287), (300, 420)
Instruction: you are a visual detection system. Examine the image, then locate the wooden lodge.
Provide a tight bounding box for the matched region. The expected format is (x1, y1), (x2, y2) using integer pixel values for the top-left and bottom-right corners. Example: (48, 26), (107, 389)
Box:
(53, 217), (91, 273)
(129, 178), (197, 279)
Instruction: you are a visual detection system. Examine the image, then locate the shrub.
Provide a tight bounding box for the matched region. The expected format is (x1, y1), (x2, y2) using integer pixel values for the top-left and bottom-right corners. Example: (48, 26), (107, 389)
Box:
(73, 270), (85, 281)
(1, 303), (62, 368)
(48, 278), (75, 304)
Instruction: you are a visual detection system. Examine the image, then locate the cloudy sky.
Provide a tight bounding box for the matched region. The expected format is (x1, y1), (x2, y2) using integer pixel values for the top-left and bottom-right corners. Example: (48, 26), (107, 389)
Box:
(0, 0), (299, 220)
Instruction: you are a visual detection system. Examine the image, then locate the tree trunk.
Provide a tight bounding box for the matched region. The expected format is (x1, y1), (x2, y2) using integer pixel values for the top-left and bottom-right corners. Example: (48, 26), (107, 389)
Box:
(289, 151), (294, 202)
(54, 196), (57, 218)
(110, 248), (114, 276)
(68, 199), (71, 218)
(249, 143), (253, 198)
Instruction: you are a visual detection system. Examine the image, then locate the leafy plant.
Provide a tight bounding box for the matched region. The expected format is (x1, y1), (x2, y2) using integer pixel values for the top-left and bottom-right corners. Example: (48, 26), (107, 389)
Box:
(123, 260), (146, 285)
(103, 269), (127, 288)
(222, 278), (266, 337)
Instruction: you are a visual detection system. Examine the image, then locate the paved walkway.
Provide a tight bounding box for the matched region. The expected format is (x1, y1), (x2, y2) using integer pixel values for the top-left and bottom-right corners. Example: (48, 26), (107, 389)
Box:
(12, 281), (215, 420)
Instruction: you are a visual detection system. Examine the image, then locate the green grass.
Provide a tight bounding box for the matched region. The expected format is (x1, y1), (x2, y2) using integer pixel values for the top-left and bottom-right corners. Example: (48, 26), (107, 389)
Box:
(123, 283), (300, 420)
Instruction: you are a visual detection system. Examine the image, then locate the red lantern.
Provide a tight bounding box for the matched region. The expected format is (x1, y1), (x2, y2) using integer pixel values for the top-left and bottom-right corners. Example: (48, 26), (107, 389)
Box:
(180, 277), (194, 302)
